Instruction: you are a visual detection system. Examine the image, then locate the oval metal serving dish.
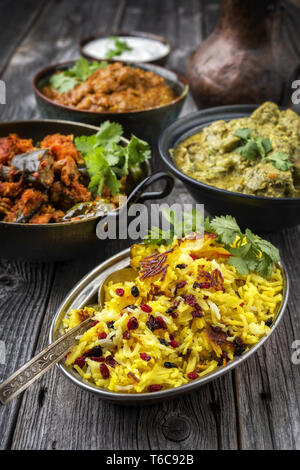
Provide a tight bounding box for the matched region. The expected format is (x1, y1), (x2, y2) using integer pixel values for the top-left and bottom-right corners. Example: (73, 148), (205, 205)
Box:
(50, 248), (289, 405)
(158, 104), (300, 232)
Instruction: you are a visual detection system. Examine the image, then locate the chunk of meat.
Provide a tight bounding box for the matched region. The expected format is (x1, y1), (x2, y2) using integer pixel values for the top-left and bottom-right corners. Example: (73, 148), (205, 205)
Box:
(40, 134), (83, 164)
(29, 204), (64, 224)
(242, 162), (295, 197)
(0, 180), (24, 198)
(0, 134), (34, 165)
(5, 189), (47, 222)
(0, 197), (13, 220)
(53, 157), (80, 186)
(50, 180), (91, 211)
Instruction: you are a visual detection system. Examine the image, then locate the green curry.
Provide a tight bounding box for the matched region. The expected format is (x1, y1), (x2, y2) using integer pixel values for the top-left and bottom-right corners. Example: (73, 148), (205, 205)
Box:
(174, 102), (300, 198)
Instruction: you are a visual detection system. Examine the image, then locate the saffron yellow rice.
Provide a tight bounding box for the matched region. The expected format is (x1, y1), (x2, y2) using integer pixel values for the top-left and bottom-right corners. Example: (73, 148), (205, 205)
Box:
(63, 234), (283, 394)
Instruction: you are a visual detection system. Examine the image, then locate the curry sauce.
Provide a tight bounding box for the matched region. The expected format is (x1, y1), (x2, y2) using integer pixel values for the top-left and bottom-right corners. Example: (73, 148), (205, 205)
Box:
(174, 102), (300, 198)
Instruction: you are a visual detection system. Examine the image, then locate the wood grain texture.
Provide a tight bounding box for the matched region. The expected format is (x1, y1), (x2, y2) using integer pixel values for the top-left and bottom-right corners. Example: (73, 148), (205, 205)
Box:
(0, 0), (47, 76)
(0, 0), (299, 451)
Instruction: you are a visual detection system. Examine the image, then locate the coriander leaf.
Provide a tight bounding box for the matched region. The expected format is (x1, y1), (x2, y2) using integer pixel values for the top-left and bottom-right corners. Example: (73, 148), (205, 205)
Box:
(250, 236), (280, 262)
(228, 256), (250, 275)
(69, 57), (92, 81)
(261, 137), (272, 154)
(74, 134), (98, 154)
(206, 215), (280, 279)
(234, 128), (253, 140)
(266, 152), (293, 172)
(105, 36), (132, 59)
(49, 73), (79, 93)
(210, 215), (241, 244)
(105, 167), (121, 195)
(96, 121), (123, 148)
(75, 121), (150, 198)
(49, 58), (108, 93)
(236, 140), (260, 161)
(126, 135), (151, 166)
(143, 226), (174, 246)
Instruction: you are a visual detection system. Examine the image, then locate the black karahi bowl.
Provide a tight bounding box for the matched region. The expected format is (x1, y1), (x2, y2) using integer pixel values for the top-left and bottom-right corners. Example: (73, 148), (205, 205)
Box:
(33, 61), (188, 146)
(0, 120), (174, 261)
(158, 104), (300, 232)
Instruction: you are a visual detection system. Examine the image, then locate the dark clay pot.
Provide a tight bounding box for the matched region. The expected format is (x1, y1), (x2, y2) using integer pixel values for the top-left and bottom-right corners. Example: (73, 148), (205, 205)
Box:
(186, 0), (300, 108)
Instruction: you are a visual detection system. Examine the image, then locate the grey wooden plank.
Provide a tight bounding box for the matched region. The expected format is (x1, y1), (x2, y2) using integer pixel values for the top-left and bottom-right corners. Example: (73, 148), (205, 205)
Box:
(0, 261), (56, 449)
(0, 0), (126, 121)
(0, 0), (47, 76)
(235, 228), (300, 450)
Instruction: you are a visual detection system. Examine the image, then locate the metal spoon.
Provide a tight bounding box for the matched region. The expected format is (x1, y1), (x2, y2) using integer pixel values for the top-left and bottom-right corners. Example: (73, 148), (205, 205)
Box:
(0, 265), (137, 405)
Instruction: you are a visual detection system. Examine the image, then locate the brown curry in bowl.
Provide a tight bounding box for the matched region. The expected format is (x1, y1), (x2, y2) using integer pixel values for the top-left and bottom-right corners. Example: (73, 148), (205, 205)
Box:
(41, 61), (176, 113)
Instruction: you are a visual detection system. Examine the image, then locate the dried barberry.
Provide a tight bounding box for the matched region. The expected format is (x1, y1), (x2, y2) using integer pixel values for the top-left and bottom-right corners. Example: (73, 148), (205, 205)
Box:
(188, 371), (199, 380)
(90, 356), (105, 362)
(116, 288), (124, 297)
(191, 310), (203, 318)
(105, 355), (118, 367)
(170, 340), (179, 348)
(75, 357), (86, 368)
(140, 303), (152, 313)
(176, 281), (187, 289)
(98, 332), (107, 339)
(123, 330), (130, 339)
(100, 363), (110, 378)
(140, 352), (151, 361)
(127, 316), (139, 330)
(193, 281), (200, 289)
(149, 384), (162, 392)
(155, 316), (167, 330)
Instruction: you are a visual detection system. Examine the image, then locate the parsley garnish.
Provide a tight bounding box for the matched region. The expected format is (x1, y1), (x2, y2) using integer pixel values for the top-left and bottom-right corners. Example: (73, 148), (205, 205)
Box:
(105, 36), (132, 59)
(75, 121), (150, 197)
(49, 58), (108, 93)
(234, 128), (293, 172)
(204, 215), (280, 279)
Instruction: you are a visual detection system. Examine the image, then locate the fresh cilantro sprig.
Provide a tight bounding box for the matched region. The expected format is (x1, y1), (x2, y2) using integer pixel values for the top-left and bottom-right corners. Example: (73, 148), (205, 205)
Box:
(234, 128), (293, 172)
(265, 152), (293, 172)
(105, 36), (132, 59)
(204, 215), (280, 279)
(49, 58), (108, 93)
(143, 208), (202, 245)
(75, 121), (150, 197)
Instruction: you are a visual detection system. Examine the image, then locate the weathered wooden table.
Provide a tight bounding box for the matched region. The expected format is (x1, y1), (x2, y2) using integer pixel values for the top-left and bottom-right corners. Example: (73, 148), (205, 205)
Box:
(0, 0), (299, 450)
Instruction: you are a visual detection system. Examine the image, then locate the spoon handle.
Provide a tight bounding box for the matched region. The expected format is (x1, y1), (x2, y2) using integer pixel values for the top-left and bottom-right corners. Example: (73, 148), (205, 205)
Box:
(0, 317), (94, 405)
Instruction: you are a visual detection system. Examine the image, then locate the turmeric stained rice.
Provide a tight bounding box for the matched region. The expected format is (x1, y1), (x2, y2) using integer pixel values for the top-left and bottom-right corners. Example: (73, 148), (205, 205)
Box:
(63, 233), (283, 394)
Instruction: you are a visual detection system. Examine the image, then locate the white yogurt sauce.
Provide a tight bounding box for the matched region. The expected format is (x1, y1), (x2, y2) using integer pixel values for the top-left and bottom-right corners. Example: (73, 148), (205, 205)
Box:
(82, 36), (170, 62)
